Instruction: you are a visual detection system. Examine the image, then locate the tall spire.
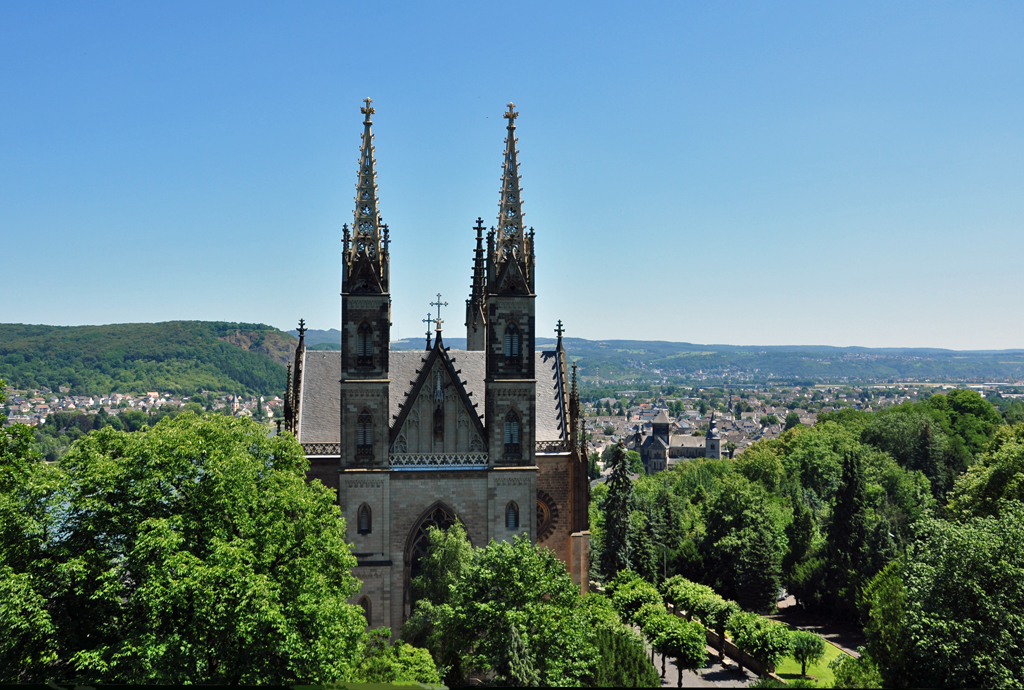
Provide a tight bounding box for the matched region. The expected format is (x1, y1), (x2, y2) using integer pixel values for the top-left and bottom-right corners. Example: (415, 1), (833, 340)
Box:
(491, 102), (533, 291)
(344, 97), (388, 293)
(466, 218), (487, 350)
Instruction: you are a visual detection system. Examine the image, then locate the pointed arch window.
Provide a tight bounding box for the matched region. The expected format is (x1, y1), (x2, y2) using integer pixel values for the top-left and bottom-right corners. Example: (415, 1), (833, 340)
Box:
(504, 324), (521, 364)
(358, 596), (371, 624)
(357, 323), (373, 367)
(505, 501), (520, 530)
(357, 504), (372, 534)
(504, 410), (521, 456)
(356, 410), (373, 458)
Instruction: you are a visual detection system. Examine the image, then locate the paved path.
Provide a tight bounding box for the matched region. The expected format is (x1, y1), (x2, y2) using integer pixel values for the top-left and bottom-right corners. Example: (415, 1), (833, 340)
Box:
(768, 596), (865, 658)
(648, 644), (755, 688)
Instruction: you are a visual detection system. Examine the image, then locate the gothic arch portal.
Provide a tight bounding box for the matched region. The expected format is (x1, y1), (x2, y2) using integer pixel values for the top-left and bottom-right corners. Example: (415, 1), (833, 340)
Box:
(403, 502), (466, 619)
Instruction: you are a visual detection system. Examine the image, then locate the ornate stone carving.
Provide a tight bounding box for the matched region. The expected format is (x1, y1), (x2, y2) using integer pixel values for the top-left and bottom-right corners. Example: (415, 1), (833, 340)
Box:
(345, 478), (385, 488)
(390, 453), (488, 470)
(496, 476), (532, 486)
(302, 442), (341, 456)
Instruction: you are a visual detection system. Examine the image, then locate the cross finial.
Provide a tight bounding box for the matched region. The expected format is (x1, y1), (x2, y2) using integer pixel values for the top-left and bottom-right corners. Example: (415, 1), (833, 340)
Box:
(435, 316), (444, 333)
(297, 318), (307, 337)
(361, 97), (374, 123)
(430, 293), (448, 323)
(504, 102), (518, 122)
(555, 320), (564, 340)
(422, 313), (434, 349)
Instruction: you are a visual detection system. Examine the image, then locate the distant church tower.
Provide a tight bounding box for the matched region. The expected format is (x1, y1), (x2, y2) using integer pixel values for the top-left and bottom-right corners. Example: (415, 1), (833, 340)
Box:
(339, 98), (390, 471)
(705, 411), (721, 459)
(484, 104), (537, 469)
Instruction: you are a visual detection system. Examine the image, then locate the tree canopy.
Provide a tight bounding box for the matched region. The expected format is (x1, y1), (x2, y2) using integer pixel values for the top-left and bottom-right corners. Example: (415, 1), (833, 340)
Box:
(1, 413), (374, 684)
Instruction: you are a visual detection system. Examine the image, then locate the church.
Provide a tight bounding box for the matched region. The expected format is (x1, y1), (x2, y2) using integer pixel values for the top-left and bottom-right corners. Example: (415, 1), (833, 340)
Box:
(282, 100), (590, 632)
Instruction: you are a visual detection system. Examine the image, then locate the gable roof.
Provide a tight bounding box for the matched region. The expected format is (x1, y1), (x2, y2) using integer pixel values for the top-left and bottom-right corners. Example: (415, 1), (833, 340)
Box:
(296, 348), (568, 445)
(388, 335), (487, 446)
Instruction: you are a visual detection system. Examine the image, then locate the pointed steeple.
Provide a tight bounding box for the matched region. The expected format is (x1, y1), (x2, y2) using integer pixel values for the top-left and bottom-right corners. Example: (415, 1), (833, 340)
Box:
(466, 218), (487, 350)
(344, 98), (388, 294)
(491, 103), (534, 293)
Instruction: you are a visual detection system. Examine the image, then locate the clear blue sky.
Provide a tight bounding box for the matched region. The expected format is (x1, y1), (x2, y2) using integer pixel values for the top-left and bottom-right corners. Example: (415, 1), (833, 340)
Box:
(3, 2), (1023, 349)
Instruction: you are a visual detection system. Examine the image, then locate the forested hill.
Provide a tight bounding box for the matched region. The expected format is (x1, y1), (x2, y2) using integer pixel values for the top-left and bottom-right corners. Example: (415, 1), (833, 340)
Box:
(0, 322), (295, 396)
(293, 328), (1024, 383)
(554, 338), (1024, 384)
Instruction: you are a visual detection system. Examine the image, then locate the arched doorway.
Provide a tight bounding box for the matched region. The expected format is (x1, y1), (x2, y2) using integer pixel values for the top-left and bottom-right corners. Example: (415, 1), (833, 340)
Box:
(403, 502), (460, 619)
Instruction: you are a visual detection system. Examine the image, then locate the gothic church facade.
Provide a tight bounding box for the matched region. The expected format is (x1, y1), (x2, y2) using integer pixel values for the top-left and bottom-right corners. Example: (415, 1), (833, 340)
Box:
(283, 101), (590, 632)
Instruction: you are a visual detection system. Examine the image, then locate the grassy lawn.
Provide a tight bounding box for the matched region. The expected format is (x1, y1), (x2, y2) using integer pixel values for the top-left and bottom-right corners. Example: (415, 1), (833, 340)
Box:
(774, 629), (849, 687)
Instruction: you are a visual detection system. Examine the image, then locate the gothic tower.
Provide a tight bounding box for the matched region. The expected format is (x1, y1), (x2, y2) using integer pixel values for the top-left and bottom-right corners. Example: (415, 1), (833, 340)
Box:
(485, 103), (537, 469)
(340, 98), (390, 469)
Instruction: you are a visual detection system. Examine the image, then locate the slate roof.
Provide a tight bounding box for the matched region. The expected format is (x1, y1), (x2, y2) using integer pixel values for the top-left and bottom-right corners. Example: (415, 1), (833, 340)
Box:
(296, 349), (568, 445)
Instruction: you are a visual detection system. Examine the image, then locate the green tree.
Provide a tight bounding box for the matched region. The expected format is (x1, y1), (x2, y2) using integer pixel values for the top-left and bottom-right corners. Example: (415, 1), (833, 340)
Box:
(601, 441), (634, 579)
(639, 605), (674, 678)
(43, 413), (365, 685)
(760, 414), (778, 427)
(588, 594), (660, 687)
(735, 442), (785, 492)
(728, 611), (792, 672)
(858, 560), (907, 687)
(825, 451), (869, 620)
(947, 431), (1024, 519)
(589, 451), (602, 480)
(691, 594), (739, 663)
(610, 571), (662, 624)
(784, 412), (801, 431)
(701, 475), (786, 611)
(829, 647), (883, 688)
(894, 502), (1024, 688)
(403, 521), (475, 679)
(352, 628), (441, 685)
(654, 617), (708, 688)
(0, 381), (63, 682)
(407, 531), (600, 686)
(627, 449), (645, 475)
(790, 630), (826, 677)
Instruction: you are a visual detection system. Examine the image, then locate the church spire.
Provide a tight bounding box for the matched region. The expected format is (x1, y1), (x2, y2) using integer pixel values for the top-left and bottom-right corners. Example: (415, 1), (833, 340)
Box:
(491, 103), (534, 293)
(466, 217), (487, 350)
(344, 97), (388, 294)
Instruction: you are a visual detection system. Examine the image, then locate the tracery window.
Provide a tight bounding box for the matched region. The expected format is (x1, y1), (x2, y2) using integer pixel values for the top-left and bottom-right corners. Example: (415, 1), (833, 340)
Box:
(504, 411), (520, 456)
(503, 324), (520, 364)
(356, 410), (373, 458)
(506, 501), (519, 530)
(357, 323), (373, 367)
(357, 504), (372, 534)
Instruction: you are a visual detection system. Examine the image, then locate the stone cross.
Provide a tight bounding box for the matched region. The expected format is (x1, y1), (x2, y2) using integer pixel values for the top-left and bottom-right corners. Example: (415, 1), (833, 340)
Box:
(361, 97), (374, 121)
(555, 320), (564, 340)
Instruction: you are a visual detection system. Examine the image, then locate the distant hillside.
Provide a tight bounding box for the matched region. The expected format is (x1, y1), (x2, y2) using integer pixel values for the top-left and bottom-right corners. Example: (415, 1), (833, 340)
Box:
(0, 322), (294, 396)
(8, 321), (1019, 397)
(555, 338), (1024, 384)
(289, 329), (1024, 384)
(287, 327), (341, 350)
